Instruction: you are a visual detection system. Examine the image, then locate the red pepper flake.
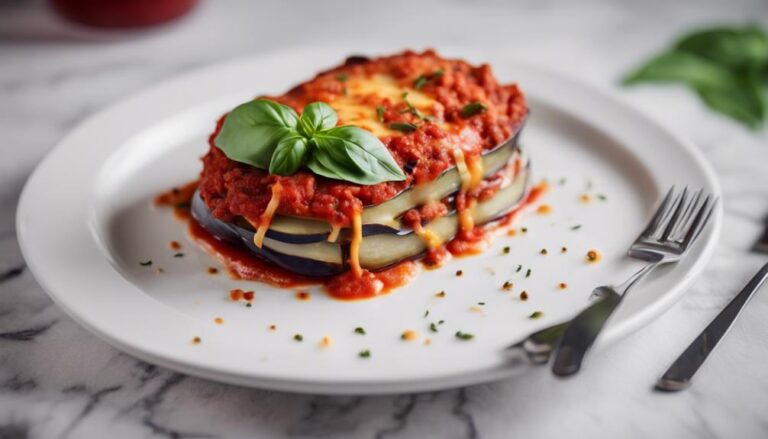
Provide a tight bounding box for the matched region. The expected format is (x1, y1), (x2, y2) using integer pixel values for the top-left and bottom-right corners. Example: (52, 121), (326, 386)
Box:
(579, 193), (592, 204)
(558, 282), (568, 290)
(191, 336), (201, 344)
(561, 246), (568, 253)
(320, 335), (333, 347)
(519, 291), (529, 301)
(296, 291), (310, 301)
(214, 317), (224, 325)
(229, 289), (244, 301)
(269, 324), (277, 331)
(207, 267), (219, 275)
(502, 281), (513, 291)
(435, 291), (446, 298)
(586, 249), (602, 263)
(455, 270), (463, 277)
(243, 291), (255, 301)
(169, 240), (182, 251)
(401, 330), (418, 341)
(536, 204), (552, 215)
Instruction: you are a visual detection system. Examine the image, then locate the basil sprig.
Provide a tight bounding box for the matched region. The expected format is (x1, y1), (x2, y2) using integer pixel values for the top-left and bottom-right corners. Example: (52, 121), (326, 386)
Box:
(623, 25), (768, 130)
(215, 99), (406, 184)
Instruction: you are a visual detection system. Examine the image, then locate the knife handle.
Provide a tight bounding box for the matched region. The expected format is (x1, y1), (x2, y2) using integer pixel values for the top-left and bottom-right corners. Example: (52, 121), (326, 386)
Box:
(655, 262), (768, 391)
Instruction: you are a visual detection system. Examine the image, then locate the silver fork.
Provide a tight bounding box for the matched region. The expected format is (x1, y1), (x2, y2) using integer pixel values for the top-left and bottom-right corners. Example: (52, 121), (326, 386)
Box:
(506, 186), (717, 373)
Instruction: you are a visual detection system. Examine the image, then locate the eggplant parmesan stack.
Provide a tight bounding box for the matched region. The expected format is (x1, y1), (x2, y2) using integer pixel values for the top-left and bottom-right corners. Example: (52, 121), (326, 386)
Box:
(192, 50), (529, 287)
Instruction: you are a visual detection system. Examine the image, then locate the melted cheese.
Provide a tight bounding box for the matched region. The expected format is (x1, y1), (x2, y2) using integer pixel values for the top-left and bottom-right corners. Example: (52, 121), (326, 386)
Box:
(349, 210), (363, 277)
(453, 149), (472, 193)
(327, 224), (341, 242)
(331, 74), (437, 137)
(253, 182), (283, 248)
(458, 198), (476, 232)
(412, 222), (443, 249)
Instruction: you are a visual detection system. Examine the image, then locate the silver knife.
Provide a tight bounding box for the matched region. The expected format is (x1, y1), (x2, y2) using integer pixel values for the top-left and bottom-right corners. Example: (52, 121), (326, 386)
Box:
(655, 262), (768, 392)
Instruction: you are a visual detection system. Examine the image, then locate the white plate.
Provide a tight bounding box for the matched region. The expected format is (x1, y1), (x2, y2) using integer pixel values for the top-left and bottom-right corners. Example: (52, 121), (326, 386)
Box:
(17, 47), (721, 394)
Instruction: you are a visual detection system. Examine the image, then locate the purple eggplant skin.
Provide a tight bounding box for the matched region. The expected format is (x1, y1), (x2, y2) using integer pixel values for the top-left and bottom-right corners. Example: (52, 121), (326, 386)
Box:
(191, 192), (345, 277)
(246, 124), (526, 245)
(190, 160), (530, 278)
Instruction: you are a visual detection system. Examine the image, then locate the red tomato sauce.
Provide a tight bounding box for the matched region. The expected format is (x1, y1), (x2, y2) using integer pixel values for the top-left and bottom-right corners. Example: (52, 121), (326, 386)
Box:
(198, 50), (527, 226)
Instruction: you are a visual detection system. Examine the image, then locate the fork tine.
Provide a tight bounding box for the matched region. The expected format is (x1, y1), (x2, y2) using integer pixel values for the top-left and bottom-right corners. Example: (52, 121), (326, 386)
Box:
(660, 186), (689, 242)
(672, 188), (703, 240)
(686, 196), (717, 246)
(682, 195), (715, 249)
(638, 186), (676, 240)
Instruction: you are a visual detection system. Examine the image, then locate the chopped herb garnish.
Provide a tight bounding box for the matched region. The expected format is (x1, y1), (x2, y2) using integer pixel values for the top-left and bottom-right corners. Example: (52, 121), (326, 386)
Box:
(529, 311), (544, 319)
(424, 309), (430, 318)
(558, 178), (567, 185)
(173, 252), (184, 258)
(521, 227), (528, 233)
(571, 225), (582, 231)
(516, 264), (522, 273)
(376, 105), (385, 123)
(460, 102), (487, 118)
(413, 68), (444, 90)
(139, 260), (152, 266)
(389, 122), (418, 133)
(359, 349), (371, 358)
(354, 327), (366, 335)
(335, 73), (348, 82)
(438, 320), (445, 325)
(503, 246), (511, 254)
(586, 180), (594, 190)
(413, 75), (428, 90)
(401, 92), (430, 121)
(478, 302), (486, 306)
(540, 248), (548, 255)
(525, 268), (532, 278)
(429, 322), (439, 332)
(455, 331), (475, 340)
(245, 302), (252, 308)
(597, 194), (607, 201)
(294, 334), (303, 342)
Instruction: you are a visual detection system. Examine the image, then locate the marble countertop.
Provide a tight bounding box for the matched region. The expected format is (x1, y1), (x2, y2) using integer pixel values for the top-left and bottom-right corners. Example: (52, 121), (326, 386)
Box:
(2, 0), (768, 437)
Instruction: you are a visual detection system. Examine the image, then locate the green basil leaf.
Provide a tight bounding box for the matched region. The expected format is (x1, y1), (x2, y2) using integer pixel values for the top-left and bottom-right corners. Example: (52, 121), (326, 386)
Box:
(460, 102), (487, 118)
(312, 126), (406, 184)
(214, 99), (299, 169)
(675, 26), (768, 69)
(622, 51), (737, 89)
(696, 74), (765, 129)
(269, 135), (310, 175)
(298, 102), (338, 137)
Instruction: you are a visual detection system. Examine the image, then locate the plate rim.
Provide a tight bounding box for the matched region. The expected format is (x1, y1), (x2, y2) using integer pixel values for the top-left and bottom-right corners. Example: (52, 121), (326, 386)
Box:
(16, 47), (722, 394)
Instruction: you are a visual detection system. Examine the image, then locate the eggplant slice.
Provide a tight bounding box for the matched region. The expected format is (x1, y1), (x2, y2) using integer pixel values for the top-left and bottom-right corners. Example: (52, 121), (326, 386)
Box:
(191, 161), (530, 278)
(256, 126), (525, 243)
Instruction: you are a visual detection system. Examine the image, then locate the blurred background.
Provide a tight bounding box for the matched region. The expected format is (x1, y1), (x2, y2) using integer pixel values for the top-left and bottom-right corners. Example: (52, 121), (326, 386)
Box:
(1, 1), (767, 438)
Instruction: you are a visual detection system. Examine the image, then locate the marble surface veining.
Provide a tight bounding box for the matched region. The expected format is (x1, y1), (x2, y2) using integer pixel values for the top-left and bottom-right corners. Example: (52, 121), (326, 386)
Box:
(2, 0), (768, 438)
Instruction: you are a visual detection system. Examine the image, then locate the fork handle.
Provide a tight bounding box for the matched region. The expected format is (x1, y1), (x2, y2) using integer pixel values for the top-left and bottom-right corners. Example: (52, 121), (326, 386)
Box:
(551, 290), (623, 376)
(552, 261), (660, 376)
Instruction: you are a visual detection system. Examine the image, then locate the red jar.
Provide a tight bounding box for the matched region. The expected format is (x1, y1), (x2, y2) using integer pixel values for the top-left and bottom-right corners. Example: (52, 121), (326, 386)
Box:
(51, 0), (198, 28)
